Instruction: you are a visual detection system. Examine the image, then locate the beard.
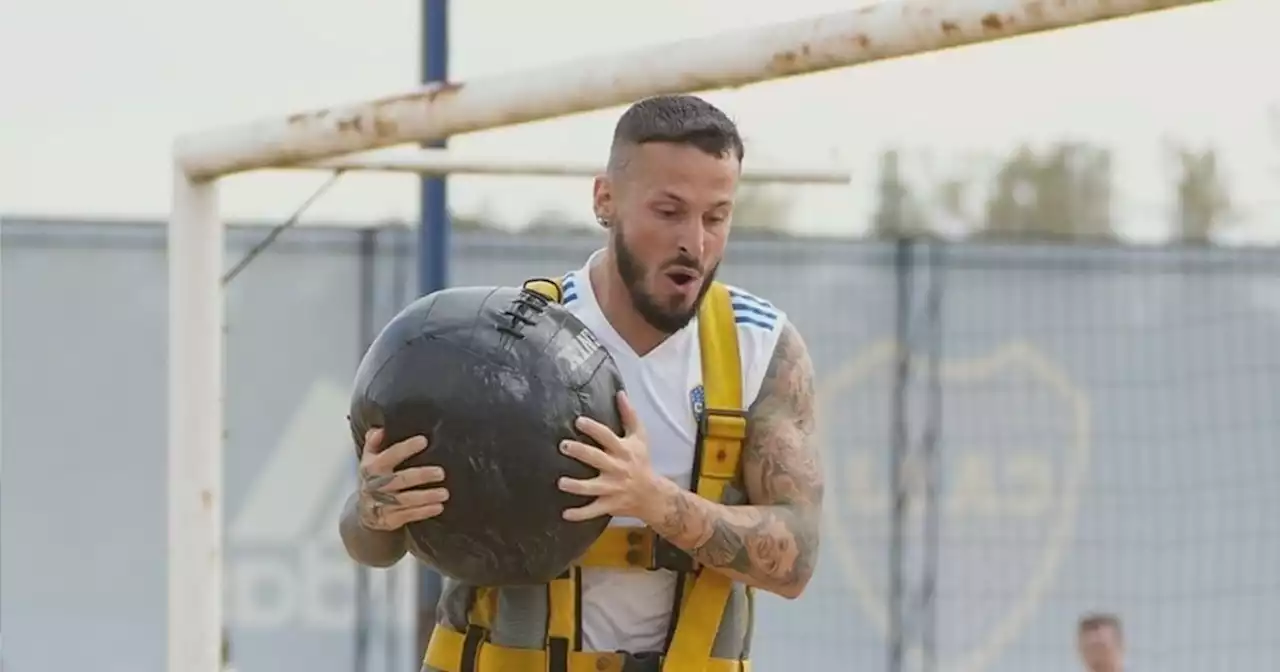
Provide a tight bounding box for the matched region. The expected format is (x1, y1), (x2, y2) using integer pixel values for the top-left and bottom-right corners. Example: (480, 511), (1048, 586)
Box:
(611, 223), (719, 335)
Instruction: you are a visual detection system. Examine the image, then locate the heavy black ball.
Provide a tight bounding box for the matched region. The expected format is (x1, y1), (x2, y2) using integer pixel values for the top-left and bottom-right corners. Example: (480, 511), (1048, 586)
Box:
(348, 284), (624, 586)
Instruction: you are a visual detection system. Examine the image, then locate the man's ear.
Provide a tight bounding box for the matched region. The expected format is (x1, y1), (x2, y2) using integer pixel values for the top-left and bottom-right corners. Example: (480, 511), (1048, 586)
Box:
(592, 174), (614, 228)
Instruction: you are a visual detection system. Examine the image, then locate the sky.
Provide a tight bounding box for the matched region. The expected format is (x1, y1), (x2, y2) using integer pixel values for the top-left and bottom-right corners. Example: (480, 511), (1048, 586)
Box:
(1, 0), (1278, 241)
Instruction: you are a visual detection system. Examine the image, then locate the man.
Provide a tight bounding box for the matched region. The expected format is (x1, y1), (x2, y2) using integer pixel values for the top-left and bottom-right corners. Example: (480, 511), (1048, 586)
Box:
(1077, 612), (1126, 672)
(339, 94), (823, 671)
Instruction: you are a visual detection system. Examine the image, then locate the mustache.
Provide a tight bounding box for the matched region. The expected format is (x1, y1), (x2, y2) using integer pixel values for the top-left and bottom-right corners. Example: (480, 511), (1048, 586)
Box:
(662, 254), (702, 274)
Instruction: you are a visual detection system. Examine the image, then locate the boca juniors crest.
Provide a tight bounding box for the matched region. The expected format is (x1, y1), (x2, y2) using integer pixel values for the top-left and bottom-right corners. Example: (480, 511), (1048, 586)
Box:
(816, 340), (1092, 672)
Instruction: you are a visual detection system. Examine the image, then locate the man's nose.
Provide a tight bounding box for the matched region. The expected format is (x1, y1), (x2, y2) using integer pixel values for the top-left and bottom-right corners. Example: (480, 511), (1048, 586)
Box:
(675, 217), (705, 259)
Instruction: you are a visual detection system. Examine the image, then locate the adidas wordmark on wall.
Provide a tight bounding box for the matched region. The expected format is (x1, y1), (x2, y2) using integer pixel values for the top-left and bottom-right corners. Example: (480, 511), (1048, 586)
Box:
(227, 379), (414, 631)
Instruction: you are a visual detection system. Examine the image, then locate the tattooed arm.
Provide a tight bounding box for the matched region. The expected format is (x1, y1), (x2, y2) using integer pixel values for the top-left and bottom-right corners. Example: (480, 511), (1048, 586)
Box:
(645, 321), (822, 599)
(339, 429), (449, 568)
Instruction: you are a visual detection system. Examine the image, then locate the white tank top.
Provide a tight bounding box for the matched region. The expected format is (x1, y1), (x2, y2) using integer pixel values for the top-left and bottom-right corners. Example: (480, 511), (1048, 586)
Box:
(560, 250), (786, 653)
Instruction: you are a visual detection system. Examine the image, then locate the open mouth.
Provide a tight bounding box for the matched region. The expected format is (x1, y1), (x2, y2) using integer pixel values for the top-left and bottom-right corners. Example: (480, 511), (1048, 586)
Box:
(665, 268), (699, 289)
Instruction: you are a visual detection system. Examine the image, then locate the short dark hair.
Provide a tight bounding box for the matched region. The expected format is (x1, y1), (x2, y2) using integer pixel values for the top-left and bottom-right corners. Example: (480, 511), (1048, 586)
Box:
(1078, 612), (1123, 640)
(607, 95), (745, 174)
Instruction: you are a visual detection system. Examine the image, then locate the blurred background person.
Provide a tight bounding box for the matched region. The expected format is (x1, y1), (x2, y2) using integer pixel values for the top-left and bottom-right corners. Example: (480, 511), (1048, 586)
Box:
(1077, 612), (1126, 672)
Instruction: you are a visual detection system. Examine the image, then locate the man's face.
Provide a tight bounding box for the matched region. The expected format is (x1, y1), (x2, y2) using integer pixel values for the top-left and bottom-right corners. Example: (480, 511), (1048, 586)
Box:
(1078, 625), (1123, 671)
(594, 141), (739, 334)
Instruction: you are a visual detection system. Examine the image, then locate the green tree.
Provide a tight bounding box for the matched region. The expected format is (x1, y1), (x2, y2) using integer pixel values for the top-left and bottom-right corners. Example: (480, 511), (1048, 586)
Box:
(979, 142), (1115, 241)
(1166, 142), (1233, 243)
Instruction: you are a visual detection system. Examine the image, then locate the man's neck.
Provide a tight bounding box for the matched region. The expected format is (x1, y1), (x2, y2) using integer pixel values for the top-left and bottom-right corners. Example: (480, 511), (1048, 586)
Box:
(589, 254), (671, 356)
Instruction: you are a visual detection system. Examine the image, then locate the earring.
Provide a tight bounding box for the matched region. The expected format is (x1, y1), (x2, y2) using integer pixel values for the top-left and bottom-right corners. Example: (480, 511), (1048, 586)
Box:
(596, 216), (609, 228)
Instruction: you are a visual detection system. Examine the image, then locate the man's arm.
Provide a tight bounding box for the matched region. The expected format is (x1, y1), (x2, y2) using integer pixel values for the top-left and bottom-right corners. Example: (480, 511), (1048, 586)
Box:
(339, 492), (410, 568)
(647, 321), (822, 599)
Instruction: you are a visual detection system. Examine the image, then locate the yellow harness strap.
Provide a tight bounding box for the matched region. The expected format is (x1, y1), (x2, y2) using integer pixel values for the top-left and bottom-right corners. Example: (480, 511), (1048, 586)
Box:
(662, 281), (746, 672)
(425, 277), (747, 672)
(425, 627), (751, 672)
(545, 567), (577, 671)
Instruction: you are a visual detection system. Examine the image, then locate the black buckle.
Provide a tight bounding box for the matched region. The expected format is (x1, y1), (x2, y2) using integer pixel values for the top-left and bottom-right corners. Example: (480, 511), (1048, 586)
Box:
(652, 536), (696, 574)
(618, 651), (663, 672)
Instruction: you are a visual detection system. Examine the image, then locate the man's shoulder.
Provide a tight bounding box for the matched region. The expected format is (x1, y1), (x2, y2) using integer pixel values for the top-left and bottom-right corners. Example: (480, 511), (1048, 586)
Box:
(718, 283), (786, 335)
(555, 269), (589, 311)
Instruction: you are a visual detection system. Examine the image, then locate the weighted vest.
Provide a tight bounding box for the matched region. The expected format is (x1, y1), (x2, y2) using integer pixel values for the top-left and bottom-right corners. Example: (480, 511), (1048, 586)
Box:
(421, 277), (754, 672)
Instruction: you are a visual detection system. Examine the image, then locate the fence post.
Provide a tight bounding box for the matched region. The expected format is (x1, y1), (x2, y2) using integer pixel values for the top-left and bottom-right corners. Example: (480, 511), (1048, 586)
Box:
(354, 227), (379, 672)
(889, 237), (913, 672)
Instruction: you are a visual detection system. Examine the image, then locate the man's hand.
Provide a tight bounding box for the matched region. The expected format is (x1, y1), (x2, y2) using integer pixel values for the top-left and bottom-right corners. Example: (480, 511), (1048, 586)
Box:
(357, 428), (449, 531)
(557, 391), (663, 522)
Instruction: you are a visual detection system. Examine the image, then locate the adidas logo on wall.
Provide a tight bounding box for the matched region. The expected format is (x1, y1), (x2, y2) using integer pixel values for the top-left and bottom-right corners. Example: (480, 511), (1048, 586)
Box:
(226, 380), (414, 631)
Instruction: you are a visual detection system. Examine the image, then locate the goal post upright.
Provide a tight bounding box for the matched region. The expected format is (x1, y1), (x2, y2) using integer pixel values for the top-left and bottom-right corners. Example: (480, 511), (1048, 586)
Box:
(166, 1), (1217, 670)
(168, 170), (225, 672)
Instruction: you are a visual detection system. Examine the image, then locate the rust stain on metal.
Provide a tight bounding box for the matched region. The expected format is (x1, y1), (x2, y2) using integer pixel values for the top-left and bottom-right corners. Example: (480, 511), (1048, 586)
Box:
(853, 33), (871, 50)
(768, 49), (798, 73)
(370, 81), (464, 107)
(336, 116), (361, 134)
(282, 82), (465, 142)
(939, 20), (960, 36)
(981, 13), (1004, 31)
(766, 43), (814, 75)
(373, 115), (398, 138)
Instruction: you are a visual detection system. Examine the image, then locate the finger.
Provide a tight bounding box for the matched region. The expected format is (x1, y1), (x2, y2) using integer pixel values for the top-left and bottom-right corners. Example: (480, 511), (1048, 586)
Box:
(362, 428), (386, 456)
(358, 499), (398, 530)
(574, 416), (622, 452)
(384, 466), (446, 491)
(615, 390), (643, 439)
(557, 476), (611, 497)
(370, 435), (428, 470)
(562, 500), (611, 522)
(394, 487), (450, 507)
(363, 478), (402, 505)
(387, 503), (445, 527)
(560, 440), (617, 471)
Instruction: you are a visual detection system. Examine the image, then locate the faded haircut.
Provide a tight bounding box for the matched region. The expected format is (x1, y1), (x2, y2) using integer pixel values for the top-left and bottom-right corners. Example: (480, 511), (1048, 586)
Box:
(606, 94), (745, 175)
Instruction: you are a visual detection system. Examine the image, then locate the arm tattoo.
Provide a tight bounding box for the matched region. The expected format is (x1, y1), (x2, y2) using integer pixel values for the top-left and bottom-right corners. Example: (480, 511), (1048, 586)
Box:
(339, 491), (409, 568)
(341, 465), (411, 568)
(360, 468), (400, 506)
(649, 321), (823, 597)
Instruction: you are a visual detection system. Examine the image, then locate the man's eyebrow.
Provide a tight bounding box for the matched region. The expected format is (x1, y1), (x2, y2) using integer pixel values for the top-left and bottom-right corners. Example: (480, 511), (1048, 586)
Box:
(654, 190), (687, 204)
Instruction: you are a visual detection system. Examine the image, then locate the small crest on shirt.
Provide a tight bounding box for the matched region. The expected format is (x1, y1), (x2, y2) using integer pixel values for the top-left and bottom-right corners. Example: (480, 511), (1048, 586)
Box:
(689, 384), (706, 419)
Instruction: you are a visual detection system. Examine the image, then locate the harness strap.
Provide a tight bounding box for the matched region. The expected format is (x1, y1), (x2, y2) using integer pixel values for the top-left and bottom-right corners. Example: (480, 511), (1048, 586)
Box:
(426, 625), (752, 672)
(662, 282), (746, 672)
(458, 587), (497, 672)
(545, 568), (576, 672)
(576, 527), (695, 572)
